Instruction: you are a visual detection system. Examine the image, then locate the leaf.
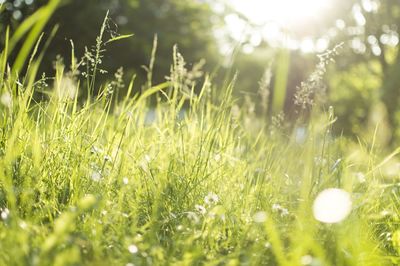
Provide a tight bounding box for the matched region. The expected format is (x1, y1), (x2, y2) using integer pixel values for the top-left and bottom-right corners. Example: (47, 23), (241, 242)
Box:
(0, 27), (9, 85)
(133, 81), (171, 108)
(105, 34), (134, 44)
(12, 0), (61, 75)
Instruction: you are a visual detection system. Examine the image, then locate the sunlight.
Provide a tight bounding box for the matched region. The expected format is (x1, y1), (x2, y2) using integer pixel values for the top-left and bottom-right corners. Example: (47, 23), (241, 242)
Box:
(231, 0), (332, 27)
(313, 188), (352, 224)
(223, 0), (336, 52)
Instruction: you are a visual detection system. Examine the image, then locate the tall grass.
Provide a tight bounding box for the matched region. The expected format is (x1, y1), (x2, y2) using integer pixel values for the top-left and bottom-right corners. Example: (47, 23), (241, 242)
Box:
(1, 8), (400, 266)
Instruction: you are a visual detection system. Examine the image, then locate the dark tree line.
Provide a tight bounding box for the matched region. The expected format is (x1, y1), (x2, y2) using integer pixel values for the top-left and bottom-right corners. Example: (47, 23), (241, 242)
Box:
(1, 0), (222, 88)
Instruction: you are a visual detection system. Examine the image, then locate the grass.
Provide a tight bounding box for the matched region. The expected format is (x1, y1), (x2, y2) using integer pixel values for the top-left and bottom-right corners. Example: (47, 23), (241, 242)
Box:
(1, 8), (400, 266)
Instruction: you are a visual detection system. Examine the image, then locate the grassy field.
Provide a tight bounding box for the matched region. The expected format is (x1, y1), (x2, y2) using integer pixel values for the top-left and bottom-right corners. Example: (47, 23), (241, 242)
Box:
(1, 5), (400, 266)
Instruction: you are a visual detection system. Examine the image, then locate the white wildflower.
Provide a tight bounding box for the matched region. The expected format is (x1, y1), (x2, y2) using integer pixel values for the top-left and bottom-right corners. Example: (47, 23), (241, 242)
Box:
(91, 171), (102, 182)
(128, 244), (138, 254)
(204, 192), (219, 205)
(1, 208), (9, 220)
(272, 203), (289, 217)
(0, 92), (12, 108)
(253, 211), (267, 223)
(19, 221), (27, 229)
(104, 155), (112, 162)
(195, 204), (206, 215)
(272, 203), (281, 211)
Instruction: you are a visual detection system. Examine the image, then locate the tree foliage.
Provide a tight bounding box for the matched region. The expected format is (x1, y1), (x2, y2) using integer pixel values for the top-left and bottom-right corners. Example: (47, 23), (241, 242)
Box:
(1, 0), (222, 88)
(328, 0), (400, 143)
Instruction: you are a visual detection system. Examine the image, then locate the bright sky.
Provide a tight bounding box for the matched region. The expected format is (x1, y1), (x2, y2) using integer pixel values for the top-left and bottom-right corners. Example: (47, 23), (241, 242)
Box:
(230, 0), (333, 26)
(222, 0), (335, 54)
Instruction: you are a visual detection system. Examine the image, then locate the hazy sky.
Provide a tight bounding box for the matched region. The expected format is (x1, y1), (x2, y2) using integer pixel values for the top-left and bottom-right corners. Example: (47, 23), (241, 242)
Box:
(229, 0), (333, 27)
(221, 0), (336, 54)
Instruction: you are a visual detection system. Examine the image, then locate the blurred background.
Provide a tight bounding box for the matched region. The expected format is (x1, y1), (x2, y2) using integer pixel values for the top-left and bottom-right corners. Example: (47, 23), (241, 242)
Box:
(1, 0), (400, 145)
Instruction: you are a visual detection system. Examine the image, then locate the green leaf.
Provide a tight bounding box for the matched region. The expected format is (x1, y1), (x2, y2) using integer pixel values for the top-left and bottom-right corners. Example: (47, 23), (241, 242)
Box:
(105, 34), (134, 44)
(12, 0), (60, 75)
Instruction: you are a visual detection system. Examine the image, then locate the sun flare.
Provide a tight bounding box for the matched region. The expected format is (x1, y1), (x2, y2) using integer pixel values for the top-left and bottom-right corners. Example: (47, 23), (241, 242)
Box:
(231, 0), (332, 26)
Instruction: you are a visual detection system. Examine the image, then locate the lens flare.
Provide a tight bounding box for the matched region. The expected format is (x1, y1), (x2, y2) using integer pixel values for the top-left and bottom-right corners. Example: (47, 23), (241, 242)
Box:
(313, 188), (352, 223)
(230, 0), (332, 26)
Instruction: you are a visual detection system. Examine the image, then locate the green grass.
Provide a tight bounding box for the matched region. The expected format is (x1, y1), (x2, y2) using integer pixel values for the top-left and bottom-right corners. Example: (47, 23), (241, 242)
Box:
(1, 9), (400, 266)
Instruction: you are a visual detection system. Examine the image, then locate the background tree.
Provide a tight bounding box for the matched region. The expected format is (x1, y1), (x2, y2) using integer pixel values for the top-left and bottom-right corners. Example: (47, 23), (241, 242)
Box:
(1, 0), (222, 91)
(3, 0), (400, 144)
(327, 0), (400, 143)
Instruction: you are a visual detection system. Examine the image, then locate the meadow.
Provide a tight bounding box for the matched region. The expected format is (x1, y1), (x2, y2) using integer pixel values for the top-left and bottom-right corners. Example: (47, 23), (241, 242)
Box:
(1, 4), (400, 266)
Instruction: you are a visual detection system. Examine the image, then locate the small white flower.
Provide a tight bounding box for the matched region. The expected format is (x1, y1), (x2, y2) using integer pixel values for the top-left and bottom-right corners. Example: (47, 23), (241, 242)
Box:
(128, 244), (138, 254)
(253, 211), (267, 223)
(272, 203), (289, 217)
(1, 208), (9, 220)
(272, 204), (280, 211)
(1, 92), (12, 108)
(91, 171), (102, 182)
(204, 192), (219, 205)
(195, 204), (207, 215)
(313, 188), (352, 223)
(123, 177), (129, 185)
(280, 208), (289, 217)
(104, 155), (112, 162)
(19, 221), (27, 229)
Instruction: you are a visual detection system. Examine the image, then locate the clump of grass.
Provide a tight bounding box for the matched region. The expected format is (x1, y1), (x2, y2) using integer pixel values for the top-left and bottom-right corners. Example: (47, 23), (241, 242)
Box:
(0, 10), (400, 266)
